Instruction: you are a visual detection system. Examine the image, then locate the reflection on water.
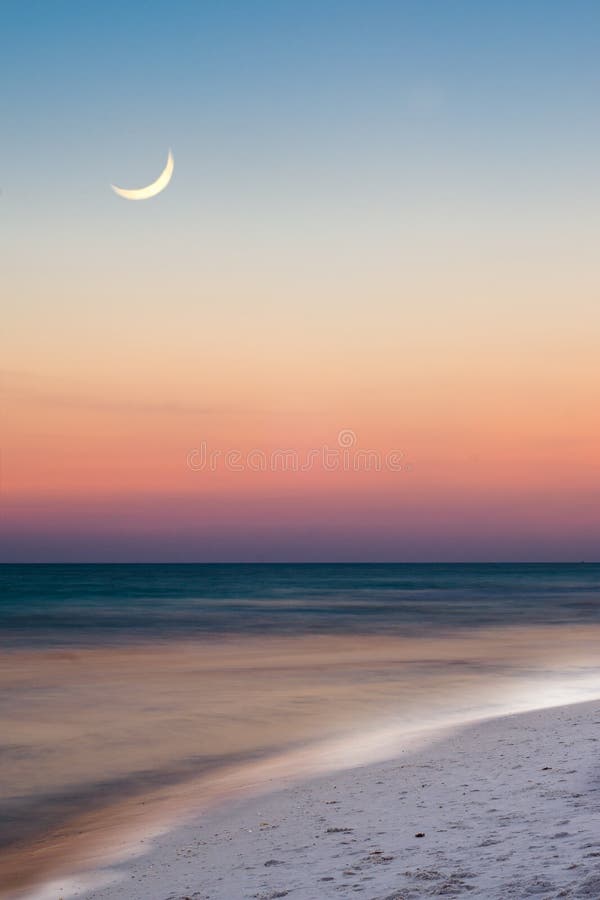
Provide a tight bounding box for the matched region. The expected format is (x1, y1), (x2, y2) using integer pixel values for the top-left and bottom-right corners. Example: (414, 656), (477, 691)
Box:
(2, 625), (600, 897)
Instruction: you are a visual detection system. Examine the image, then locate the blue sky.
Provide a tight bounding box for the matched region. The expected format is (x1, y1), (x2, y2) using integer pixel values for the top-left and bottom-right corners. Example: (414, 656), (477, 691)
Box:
(3, 1), (600, 181)
(3, 1), (600, 561)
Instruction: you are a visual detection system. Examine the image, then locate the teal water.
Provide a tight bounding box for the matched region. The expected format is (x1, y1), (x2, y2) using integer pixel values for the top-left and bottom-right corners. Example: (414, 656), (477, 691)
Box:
(2, 563), (600, 646)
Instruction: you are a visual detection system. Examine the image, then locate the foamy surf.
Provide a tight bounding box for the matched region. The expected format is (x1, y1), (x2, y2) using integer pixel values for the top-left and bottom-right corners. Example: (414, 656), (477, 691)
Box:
(18, 659), (600, 900)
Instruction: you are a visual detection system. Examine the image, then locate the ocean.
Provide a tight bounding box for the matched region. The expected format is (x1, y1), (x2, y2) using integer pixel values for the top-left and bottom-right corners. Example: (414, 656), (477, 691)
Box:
(3, 563), (600, 645)
(2, 563), (600, 896)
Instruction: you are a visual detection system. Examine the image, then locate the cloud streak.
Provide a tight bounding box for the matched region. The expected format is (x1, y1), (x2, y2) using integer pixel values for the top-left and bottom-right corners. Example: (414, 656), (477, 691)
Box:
(1, 370), (245, 417)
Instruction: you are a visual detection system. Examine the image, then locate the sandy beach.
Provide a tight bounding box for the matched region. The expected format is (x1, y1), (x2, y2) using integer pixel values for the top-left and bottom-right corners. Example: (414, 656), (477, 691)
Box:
(26, 698), (599, 900)
(5, 625), (600, 899)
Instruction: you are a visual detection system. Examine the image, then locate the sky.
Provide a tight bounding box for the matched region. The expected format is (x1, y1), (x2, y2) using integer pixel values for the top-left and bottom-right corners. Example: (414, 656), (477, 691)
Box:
(2, 1), (600, 561)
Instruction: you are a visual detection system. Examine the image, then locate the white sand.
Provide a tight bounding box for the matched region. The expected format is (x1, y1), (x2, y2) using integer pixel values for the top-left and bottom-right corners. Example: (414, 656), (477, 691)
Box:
(63, 701), (600, 899)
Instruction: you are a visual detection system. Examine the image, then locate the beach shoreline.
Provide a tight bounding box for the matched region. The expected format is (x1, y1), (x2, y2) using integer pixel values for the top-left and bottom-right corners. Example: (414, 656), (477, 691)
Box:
(6, 624), (600, 900)
(21, 698), (600, 900)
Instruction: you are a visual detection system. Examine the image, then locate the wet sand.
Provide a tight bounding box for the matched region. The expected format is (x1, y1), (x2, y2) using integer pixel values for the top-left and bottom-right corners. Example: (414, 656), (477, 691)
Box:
(70, 700), (600, 899)
(3, 628), (600, 897)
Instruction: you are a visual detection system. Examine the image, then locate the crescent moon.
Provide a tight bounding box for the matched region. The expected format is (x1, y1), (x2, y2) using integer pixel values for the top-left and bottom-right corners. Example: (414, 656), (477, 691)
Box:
(111, 150), (174, 200)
